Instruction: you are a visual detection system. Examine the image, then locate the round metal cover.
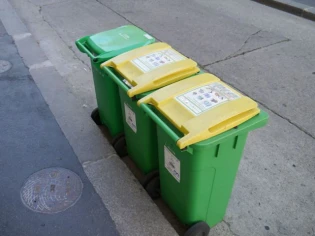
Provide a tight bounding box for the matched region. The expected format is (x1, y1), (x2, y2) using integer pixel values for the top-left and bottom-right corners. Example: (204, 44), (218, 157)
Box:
(20, 167), (83, 214)
(0, 60), (11, 73)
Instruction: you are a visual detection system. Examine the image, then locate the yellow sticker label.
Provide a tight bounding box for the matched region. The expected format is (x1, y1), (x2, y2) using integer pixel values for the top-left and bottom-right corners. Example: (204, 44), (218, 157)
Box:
(131, 49), (185, 73)
(176, 83), (240, 116)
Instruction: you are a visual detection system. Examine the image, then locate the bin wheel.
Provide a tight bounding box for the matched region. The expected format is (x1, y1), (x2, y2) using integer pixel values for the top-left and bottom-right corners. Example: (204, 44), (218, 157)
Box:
(91, 108), (101, 125)
(141, 170), (159, 188)
(112, 134), (128, 157)
(184, 222), (210, 236)
(144, 175), (160, 199)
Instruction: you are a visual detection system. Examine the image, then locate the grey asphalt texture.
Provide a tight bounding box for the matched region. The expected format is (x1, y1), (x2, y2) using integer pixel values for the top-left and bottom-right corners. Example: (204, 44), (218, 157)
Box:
(0, 20), (119, 236)
(294, 0), (315, 7)
(256, 0), (315, 21)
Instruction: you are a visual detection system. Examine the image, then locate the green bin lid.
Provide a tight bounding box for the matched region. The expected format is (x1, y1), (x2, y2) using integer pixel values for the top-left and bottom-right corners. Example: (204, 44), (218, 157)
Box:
(76, 25), (155, 62)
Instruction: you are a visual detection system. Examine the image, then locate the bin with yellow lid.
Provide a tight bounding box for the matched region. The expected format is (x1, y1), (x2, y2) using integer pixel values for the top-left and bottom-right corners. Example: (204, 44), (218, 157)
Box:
(75, 25), (155, 157)
(138, 73), (268, 235)
(101, 42), (200, 180)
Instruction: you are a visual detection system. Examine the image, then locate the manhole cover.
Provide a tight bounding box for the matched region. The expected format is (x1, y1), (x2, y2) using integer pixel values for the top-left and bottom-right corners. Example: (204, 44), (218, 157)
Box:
(0, 60), (11, 73)
(20, 167), (83, 214)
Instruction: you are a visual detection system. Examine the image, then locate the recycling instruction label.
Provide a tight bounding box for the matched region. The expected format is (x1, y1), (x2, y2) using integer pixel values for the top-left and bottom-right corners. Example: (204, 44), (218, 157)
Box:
(164, 146), (180, 182)
(124, 103), (137, 133)
(176, 82), (240, 116)
(131, 49), (185, 73)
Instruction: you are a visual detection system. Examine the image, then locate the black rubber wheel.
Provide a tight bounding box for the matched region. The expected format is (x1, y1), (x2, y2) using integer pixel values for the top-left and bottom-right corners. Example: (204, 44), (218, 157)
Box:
(91, 108), (102, 125)
(145, 175), (160, 199)
(141, 171), (159, 188)
(112, 134), (128, 157)
(184, 222), (210, 236)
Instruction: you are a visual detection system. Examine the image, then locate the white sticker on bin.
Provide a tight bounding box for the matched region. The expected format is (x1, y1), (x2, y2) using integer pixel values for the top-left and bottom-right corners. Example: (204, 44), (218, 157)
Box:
(131, 49), (185, 73)
(119, 33), (130, 40)
(124, 103), (137, 133)
(123, 79), (133, 88)
(176, 82), (241, 116)
(164, 146), (180, 182)
(144, 33), (153, 39)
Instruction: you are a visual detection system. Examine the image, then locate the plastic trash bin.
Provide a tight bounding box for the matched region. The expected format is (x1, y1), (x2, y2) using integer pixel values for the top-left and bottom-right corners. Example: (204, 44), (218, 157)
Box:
(138, 73), (269, 235)
(75, 25), (155, 156)
(101, 42), (200, 187)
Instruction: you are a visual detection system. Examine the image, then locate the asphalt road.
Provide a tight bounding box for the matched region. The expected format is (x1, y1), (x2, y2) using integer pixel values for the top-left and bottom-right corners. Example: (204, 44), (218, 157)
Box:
(0, 20), (119, 236)
(293, 0), (315, 7)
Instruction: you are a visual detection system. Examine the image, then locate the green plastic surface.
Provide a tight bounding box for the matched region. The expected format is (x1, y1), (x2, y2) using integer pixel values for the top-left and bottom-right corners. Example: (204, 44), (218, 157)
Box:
(91, 61), (124, 136)
(75, 26), (155, 137)
(104, 66), (158, 173)
(142, 104), (268, 227)
(119, 89), (158, 174)
(76, 25), (155, 63)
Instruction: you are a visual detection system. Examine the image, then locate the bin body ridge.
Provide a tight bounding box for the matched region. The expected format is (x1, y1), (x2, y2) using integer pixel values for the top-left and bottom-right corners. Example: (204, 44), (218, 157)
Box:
(159, 125), (249, 226)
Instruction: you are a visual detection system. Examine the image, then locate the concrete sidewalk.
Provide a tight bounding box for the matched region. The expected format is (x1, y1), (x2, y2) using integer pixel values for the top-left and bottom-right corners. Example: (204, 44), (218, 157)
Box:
(2, 0), (315, 235)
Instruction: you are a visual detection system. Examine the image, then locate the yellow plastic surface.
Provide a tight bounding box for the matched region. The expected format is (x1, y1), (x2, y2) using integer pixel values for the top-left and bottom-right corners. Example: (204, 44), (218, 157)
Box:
(138, 73), (260, 149)
(101, 42), (200, 97)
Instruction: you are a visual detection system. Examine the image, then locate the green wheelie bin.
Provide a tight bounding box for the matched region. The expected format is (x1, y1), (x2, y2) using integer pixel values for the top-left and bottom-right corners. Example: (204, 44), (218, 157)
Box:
(138, 73), (269, 236)
(75, 25), (155, 156)
(101, 42), (200, 190)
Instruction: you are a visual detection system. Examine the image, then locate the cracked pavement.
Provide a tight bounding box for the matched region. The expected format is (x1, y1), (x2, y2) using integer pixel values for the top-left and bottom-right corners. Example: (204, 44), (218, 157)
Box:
(1, 0), (315, 235)
(203, 31), (290, 67)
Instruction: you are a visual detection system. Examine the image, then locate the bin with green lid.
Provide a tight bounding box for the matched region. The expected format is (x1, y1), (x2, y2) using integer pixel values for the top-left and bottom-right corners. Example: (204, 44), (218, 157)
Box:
(138, 73), (268, 236)
(75, 25), (155, 156)
(101, 42), (200, 188)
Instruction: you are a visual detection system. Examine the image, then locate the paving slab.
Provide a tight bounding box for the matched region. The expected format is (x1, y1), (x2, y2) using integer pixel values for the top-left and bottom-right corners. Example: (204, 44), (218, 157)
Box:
(20, 19), (96, 109)
(206, 40), (315, 138)
(29, 65), (117, 164)
(0, 0), (28, 35)
(225, 105), (315, 236)
(40, 0), (130, 66)
(13, 33), (47, 67)
(194, 0), (315, 42)
(83, 158), (178, 236)
(97, 0), (287, 66)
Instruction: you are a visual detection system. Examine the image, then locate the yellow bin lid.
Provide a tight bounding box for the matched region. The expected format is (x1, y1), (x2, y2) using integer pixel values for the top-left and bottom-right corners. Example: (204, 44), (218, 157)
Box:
(101, 42), (200, 97)
(138, 73), (260, 149)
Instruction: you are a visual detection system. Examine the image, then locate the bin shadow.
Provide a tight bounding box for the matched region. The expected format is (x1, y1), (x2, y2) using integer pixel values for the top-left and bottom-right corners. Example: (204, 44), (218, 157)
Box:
(122, 156), (187, 236)
(94, 121), (187, 235)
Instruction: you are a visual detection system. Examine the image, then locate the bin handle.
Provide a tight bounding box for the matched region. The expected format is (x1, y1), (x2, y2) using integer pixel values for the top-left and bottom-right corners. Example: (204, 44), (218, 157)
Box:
(102, 66), (129, 93)
(140, 103), (181, 144)
(75, 37), (96, 61)
(127, 60), (198, 98)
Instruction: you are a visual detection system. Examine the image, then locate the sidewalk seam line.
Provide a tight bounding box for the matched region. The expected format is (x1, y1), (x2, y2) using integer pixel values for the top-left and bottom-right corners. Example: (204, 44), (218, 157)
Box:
(12, 32), (31, 41)
(223, 220), (241, 236)
(33, 3), (92, 70)
(82, 154), (119, 167)
(202, 38), (290, 67)
(29, 60), (54, 70)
